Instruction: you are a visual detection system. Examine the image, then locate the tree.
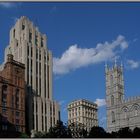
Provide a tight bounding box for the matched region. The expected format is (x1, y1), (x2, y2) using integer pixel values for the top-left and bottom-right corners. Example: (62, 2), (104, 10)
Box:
(68, 122), (87, 138)
(117, 127), (133, 138)
(88, 126), (107, 138)
(45, 120), (72, 138)
(19, 133), (29, 138)
(133, 127), (140, 138)
(34, 131), (44, 138)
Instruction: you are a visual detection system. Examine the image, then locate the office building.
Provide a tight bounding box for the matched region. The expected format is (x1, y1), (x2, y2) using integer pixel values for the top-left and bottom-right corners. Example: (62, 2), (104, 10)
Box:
(0, 54), (25, 133)
(3, 16), (60, 134)
(68, 99), (98, 132)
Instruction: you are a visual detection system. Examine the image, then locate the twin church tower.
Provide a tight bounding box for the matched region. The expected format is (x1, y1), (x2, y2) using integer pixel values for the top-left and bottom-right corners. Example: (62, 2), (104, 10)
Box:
(2, 16), (60, 134)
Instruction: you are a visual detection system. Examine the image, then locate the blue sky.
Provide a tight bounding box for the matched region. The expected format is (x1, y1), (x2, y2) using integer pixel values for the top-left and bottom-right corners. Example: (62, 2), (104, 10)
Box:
(0, 2), (140, 129)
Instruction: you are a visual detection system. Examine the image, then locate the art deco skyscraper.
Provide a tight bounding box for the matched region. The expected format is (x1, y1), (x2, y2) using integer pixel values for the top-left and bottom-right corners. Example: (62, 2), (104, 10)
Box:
(4, 16), (60, 134)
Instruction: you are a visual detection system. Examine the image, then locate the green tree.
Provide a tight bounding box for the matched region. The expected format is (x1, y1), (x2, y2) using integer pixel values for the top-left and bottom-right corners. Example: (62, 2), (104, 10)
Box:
(34, 131), (44, 138)
(88, 126), (107, 138)
(19, 133), (29, 138)
(133, 127), (140, 138)
(45, 120), (72, 138)
(117, 127), (133, 138)
(68, 122), (87, 138)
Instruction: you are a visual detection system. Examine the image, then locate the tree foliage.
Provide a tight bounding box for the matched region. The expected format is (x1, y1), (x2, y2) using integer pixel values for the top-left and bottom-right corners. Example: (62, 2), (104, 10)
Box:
(88, 126), (107, 138)
(33, 120), (140, 138)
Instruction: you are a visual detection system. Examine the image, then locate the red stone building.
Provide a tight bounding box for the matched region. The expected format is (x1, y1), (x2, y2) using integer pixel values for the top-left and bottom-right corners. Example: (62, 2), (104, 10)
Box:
(0, 54), (25, 133)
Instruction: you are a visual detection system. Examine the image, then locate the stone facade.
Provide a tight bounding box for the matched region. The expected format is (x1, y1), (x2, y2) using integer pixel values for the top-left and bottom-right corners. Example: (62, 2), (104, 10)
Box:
(67, 99), (98, 132)
(106, 62), (140, 132)
(0, 54), (25, 133)
(3, 16), (60, 134)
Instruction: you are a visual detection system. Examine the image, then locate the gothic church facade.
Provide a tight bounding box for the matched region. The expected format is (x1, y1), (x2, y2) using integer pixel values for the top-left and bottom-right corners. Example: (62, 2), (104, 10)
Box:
(106, 62), (140, 132)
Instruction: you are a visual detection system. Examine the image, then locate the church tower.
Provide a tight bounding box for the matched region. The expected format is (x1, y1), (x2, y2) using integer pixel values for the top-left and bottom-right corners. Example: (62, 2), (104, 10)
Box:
(105, 60), (124, 132)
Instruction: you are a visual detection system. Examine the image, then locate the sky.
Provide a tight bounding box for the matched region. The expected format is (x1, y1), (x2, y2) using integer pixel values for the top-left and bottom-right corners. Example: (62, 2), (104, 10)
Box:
(0, 2), (140, 129)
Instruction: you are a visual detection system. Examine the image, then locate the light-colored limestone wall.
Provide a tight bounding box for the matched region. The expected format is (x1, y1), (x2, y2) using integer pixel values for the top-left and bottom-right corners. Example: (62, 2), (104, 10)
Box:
(68, 99), (98, 131)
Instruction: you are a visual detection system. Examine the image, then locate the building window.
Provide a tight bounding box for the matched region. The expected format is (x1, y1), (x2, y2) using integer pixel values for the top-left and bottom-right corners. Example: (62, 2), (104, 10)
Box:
(45, 117), (47, 130)
(16, 125), (20, 132)
(31, 47), (33, 58)
(39, 78), (41, 96)
(21, 98), (23, 109)
(13, 29), (15, 38)
(29, 32), (32, 43)
(22, 24), (25, 30)
(15, 88), (19, 109)
(134, 106), (139, 116)
(2, 125), (7, 131)
(112, 111), (115, 123)
(42, 116), (44, 130)
(16, 111), (20, 117)
(2, 108), (7, 115)
(16, 119), (19, 124)
(45, 102), (47, 114)
(35, 101), (37, 114)
(124, 108), (127, 119)
(39, 53), (41, 61)
(47, 65), (50, 99)
(2, 117), (7, 123)
(2, 85), (7, 107)
(41, 37), (43, 47)
(35, 34), (38, 46)
(119, 94), (122, 103)
(27, 46), (29, 56)
(36, 49), (38, 59)
(36, 114), (38, 131)
(44, 64), (46, 98)
(111, 95), (114, 106)
(39, 63), (41, 75)
(110, 75), (113, 86)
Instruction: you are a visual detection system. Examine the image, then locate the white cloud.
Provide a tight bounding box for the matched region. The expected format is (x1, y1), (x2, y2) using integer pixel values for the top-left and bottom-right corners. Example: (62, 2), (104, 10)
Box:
(95, 98), (106, 107)
(127, 60), (140, 69)
(53, 35), (128, 75)
(0, 2), (17, 8)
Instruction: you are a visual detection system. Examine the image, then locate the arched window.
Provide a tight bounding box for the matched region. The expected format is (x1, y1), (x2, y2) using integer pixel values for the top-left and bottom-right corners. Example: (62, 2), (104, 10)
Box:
(133, 105), (139, 116)
(111, 95), (114, 106)
(112, 111), (115, 123)
(110, 75), (113, 85)
(124, 108), (127, 119)
(119, 94), (122, 103)
(22, 24), (25, 30)
(121, 106), (128, 119)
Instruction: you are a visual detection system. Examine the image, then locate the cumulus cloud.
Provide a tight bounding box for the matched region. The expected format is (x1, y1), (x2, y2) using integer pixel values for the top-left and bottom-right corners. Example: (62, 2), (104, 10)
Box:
(53, 35), (128, 75)
(127, 60), (140, 69)
(0, 2), (17, 8)
(95, 98), (106, 107)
